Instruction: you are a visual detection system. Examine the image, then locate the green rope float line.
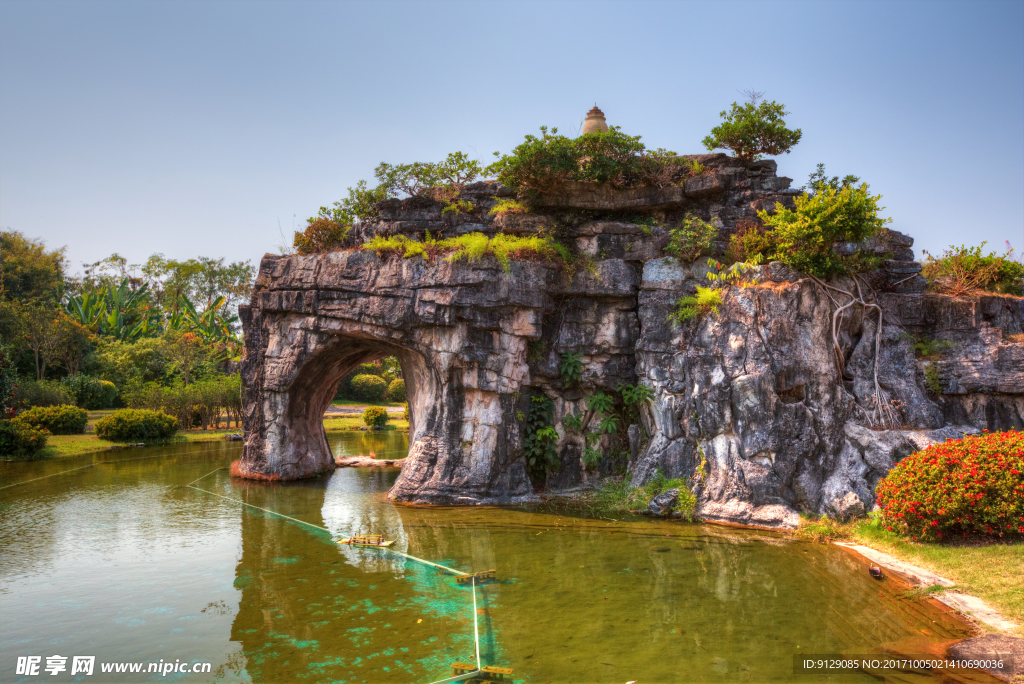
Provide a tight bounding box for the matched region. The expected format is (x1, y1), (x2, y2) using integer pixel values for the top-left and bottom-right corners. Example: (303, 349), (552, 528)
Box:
(185, 476), (493, 683)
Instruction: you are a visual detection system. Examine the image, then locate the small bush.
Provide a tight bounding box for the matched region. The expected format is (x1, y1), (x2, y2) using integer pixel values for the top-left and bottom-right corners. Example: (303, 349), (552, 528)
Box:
(901, 333), (955, 358)
(524, 394), (559, 477)
(875, 430), (1024, 541)
(349, 374), (388, 402)
(442, 199), (475, 216)
(386, 378), (407, 402)
(293, 214), (352, 255)
(403, 403), (409, 421)
(725, 221), (775, 264)
(702, 97), (802, 161)
(489, 198), (530, 216)
(14, 379), (73, 408)
(94, 409), (178, 442)
(796, 515), (848, 543)
(664, 214), (718, 263)
(362, 406), (389, 429)
(668, 286), (722, 325)
(758, 182), (890, 277)
(294, 152), (482, 251)
(921, 243), (1024, 296)
(60, 374), (119, 410)
(15, 404), (87, 435)
(486, 126), (680, 194)
(0, 418), (47, 458)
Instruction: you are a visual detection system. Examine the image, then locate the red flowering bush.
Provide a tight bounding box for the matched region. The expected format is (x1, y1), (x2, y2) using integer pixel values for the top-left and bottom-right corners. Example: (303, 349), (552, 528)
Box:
(876, 430), (1024, 541)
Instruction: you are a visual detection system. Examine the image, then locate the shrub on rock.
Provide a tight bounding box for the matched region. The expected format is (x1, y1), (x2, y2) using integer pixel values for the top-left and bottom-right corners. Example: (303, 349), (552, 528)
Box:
(350, 374), (387, 402)
(95, 409), (178, 442)
(387, 378), (407, 402)
(293, 215), (351, 255)
(757, 182), (889, 277)
(15, 404), (88, 435)
(875, 431), (1024, 541)
(362, 406), (389, 429)
(0, 419), (47, 458)
(701, 97), (802, 161)
(664, 214), (717, 263)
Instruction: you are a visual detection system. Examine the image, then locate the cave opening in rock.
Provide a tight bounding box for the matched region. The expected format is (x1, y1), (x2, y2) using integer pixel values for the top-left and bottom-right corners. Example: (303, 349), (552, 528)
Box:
(283, 336), (434, 476)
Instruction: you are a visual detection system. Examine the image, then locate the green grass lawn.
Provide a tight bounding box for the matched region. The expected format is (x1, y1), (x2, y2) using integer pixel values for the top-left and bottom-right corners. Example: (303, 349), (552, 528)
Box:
(38, 428), (242, 458)
(329, 398), (405, 408)
(324, 414), (409, 432)
(24, 410), (408, 460)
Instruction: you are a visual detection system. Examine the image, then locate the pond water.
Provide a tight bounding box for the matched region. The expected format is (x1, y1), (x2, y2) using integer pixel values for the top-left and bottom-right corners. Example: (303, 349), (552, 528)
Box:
(1, 434), (988, 683)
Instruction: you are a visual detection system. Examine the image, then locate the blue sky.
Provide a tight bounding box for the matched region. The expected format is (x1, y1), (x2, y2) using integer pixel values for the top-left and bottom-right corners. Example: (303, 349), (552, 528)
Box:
(2, 0), (1021, 274)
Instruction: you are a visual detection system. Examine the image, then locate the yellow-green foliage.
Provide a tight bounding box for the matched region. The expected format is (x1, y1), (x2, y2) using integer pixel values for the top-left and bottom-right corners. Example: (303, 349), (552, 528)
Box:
(363, 232), (569, 272)
(668, 286), (722, 325)
(363, 233), (437, 259)
(757, 183), (889, 276)
(441, 199), (475, 216)
(489, 198), (530, 216)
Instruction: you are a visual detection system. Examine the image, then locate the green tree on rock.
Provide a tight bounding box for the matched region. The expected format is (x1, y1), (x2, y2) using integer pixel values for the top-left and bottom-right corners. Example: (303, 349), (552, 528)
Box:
(702, 92), (802, 161)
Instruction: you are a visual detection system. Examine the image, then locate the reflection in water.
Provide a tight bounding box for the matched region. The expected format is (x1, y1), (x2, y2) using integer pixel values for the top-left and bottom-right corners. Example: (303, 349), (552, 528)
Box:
(1, 433), (994, 684)
(329, 430), (409, 462)
(322, 469), (410, 575)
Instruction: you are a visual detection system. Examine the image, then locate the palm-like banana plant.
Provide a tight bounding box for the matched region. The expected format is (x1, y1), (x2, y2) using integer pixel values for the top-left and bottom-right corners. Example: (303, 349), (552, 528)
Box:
(64, 278), (160, 342)
(168, 294), (241, 360)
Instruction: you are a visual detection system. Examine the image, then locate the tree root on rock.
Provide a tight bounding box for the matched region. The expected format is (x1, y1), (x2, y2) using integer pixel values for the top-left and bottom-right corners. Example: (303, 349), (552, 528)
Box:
(809, 273), (900, 429)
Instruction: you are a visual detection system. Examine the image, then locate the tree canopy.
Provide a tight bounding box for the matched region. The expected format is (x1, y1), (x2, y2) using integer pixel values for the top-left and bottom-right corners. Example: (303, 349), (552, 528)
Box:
(0, 231), (68, 304)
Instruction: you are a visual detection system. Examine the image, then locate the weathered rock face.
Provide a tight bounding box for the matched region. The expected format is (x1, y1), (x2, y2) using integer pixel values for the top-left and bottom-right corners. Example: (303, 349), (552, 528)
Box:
(631, 259), (1021, 528)
(239, 155), (1024, 525)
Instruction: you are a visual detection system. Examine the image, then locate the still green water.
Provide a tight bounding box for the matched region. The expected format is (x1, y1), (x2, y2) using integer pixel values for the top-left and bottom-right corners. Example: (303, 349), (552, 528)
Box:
(1, 434), (981, 683)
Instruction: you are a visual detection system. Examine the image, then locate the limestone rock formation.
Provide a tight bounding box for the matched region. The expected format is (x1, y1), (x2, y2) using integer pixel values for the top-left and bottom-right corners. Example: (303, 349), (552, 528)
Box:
(238, 154), (1023, 526)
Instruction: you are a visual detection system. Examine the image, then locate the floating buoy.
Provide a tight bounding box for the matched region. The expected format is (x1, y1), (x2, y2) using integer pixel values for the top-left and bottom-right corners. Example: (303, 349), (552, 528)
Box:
(455, 569), (496, 585)
(338, 534), (395, 547)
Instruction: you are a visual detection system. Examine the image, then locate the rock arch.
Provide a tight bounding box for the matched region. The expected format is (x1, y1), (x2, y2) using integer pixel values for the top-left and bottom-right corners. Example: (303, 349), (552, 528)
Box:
(236, 251), (539, 503)
(237, 170), (1023, 522)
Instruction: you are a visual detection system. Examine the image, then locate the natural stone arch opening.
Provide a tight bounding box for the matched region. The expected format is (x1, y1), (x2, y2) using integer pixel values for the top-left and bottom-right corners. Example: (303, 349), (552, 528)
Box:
(237, 326), (444, 483)
(285, 337), (436, 473)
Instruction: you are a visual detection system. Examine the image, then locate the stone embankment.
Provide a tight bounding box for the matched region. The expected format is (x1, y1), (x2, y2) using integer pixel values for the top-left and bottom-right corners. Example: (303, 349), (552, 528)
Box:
(238, 154), (1023, 527)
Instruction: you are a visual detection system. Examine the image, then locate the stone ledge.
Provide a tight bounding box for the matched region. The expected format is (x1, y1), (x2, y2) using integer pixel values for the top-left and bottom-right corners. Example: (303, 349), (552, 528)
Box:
(535, 181), (690, 210)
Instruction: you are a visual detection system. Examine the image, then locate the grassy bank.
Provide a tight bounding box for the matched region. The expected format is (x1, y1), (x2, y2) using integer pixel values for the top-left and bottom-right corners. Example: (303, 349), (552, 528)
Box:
(324, 414), (409, 432)
(12, 410), (410, 460)
(35, 427), (241, 458)
(329, 399), (405, 408)
(798, 516), (1023, 633)
(555, 474), (699, 520)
